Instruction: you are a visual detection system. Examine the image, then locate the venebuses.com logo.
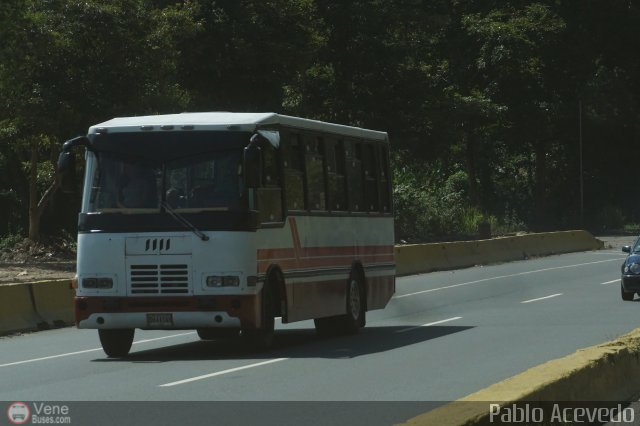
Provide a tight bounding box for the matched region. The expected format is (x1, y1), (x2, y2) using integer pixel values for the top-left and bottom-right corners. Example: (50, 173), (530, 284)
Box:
(7, 402), (30, 425)
(6, 401), (72, 424)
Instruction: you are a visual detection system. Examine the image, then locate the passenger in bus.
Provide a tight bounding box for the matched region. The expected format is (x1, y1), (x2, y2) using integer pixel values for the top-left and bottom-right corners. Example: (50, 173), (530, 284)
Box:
(191, 160), (240, 208)
(94, 174), (119, 209)
(118, 164), (157, 208)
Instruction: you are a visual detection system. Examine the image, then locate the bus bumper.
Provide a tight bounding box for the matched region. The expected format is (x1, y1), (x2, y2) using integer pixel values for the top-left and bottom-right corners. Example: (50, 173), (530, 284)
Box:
(75, 296), (260, 329)
(78, 311), (242, 329)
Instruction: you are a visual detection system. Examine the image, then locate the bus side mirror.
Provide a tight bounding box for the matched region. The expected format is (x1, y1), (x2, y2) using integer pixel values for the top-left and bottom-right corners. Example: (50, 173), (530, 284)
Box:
(57, 136), (89, 194)
(244, 134), (264, 188)
(57, 151), (76, 193)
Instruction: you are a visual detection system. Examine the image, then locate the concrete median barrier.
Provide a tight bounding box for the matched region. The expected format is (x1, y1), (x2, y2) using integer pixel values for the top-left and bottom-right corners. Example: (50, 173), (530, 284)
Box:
(395, 230), (604, 276)
(0, 279), (75, 335)
(0, 283), (40, 335)
(398, 327), (640, 426)
(31, 279), (75, 327)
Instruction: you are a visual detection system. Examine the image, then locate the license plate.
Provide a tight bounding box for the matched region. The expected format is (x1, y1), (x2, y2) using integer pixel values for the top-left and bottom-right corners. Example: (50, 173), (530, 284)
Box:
(146, 313), (174, 327)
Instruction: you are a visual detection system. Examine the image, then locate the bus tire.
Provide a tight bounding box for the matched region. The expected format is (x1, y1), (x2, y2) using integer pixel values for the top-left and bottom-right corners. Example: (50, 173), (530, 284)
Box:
(242, 279), (276, 350)
(99, 328), (134, 358)
(337, 272), (366, 335)
(197, 328), (240, 340)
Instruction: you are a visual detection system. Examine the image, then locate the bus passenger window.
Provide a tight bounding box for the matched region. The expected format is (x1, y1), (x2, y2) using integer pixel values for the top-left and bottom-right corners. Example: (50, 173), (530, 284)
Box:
(348, 142), (363, 212)
(305, 136), (326, 211)
(379, 145), (391, 213)
(284, 133), (306, 211)
(327, 140), (347, 211)
(257, 143), (283, 223)
(257, 188), (283, 223)
(263, 142), (280, 187)
(363, 144), (379, 212)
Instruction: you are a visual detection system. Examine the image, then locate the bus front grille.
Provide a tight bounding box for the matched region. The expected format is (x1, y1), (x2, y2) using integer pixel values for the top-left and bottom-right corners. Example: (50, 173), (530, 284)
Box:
(129, 264), (189, 295)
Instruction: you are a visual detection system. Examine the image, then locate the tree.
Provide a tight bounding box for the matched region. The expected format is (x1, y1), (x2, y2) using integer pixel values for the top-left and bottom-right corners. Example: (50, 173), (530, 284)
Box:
(461, 3), (569, 229)
(176, 0), (322, 112)
(0, 0), (199, 240)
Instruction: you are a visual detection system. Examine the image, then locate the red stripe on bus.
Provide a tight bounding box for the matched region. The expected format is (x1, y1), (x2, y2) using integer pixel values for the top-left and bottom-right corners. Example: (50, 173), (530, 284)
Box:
(256, 247), (296, 260)
(257, 255), (395, 273)
(257, 245), (395, 261)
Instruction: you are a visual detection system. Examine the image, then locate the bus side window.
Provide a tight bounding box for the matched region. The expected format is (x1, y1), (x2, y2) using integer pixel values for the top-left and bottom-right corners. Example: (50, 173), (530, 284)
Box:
(347, 141), (363, 212)
(305, 134), (326, 211)
(284, 133), (306, 211)
(262, 141), (280, 187)
(327, 139), (347, 211)
(257, 142), (283, 223)
(379, 144), (391, 213)
(363, 143), (379, 212)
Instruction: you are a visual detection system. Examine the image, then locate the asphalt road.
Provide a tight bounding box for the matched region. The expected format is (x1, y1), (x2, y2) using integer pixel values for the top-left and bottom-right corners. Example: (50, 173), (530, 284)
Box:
(0, 247), (638, 425)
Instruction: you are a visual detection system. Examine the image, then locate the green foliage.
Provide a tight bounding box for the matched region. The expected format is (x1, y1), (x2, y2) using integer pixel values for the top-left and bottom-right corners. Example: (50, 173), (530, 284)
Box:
(624, 223), (640, 234)
(595, 205), (627, 232)
(0, 233), (23, 251)
(459, 207), (486, 237)
(60, 230), (77, 252)
(1, 0), (639, 240)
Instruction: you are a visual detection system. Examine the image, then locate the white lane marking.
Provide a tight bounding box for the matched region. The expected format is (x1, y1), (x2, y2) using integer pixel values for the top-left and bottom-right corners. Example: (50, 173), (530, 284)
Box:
(521, 293), (563, 304)
(159, 358), (288, 387)
(601, 279), (620, 285)
(394, 258), (625, 299)
(0, 332), (196, 368)
(395, 316), (463, 334)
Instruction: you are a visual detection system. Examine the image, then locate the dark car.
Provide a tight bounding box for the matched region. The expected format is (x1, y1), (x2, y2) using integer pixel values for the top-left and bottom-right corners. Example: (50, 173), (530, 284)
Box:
(621, 237), (640, 301)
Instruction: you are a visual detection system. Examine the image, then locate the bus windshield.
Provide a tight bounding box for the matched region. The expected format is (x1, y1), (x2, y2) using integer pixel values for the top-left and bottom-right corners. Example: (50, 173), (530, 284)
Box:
(88, 150), (244, 213)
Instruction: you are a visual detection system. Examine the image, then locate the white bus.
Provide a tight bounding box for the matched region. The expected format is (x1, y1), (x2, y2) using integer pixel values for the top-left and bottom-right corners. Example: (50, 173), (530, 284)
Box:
(58, 112), (395, 357)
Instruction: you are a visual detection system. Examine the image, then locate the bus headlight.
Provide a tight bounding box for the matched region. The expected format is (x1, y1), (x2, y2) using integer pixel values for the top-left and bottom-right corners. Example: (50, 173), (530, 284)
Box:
(206, 275), (240, 287)
(82, 277), (113, 289)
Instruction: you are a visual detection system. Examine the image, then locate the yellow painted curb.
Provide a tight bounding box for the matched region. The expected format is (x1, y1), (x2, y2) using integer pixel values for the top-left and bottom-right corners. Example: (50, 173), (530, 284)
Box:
(395, 230), (603, 276)
(0, 283), (40, 335)
(398, 328), (640, 426)
(31, 279), (75, 326)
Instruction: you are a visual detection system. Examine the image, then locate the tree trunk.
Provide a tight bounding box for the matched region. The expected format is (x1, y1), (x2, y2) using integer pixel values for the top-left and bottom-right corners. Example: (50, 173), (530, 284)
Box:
(28, 142), (60, 241)
(28, 143), (40, 241)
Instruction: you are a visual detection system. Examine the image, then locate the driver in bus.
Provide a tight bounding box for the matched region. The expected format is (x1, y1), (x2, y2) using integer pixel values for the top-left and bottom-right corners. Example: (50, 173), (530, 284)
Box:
(117, 164), (157, 208)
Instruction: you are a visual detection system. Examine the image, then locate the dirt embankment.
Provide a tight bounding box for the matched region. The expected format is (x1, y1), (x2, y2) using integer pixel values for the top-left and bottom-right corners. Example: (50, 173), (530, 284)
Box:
(0, 239), (75, 285)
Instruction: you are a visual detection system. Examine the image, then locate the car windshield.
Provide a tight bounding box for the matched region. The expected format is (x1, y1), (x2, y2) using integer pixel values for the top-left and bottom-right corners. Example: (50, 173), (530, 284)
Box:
(88, 150), (243, 213)
(633, 238), (640, 253)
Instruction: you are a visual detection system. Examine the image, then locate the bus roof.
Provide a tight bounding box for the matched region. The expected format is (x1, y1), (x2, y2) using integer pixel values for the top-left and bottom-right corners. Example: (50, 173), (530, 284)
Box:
(89, 112), (388, 141)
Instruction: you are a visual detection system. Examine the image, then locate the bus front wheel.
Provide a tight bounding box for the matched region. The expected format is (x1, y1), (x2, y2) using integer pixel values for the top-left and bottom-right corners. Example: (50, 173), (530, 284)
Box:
(98, 328), (135, 358)
(242, 280), (276, 350)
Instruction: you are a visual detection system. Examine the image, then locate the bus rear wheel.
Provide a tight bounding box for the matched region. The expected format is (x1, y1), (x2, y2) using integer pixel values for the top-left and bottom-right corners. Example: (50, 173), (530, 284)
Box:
(98, 328), (134, 358)
(342, 274), (366, 334)
(314, 273), (366, 336)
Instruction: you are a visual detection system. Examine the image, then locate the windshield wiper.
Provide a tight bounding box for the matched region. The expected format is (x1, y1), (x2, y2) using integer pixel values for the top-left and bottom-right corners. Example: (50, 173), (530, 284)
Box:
(161, 201), (209, 241)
